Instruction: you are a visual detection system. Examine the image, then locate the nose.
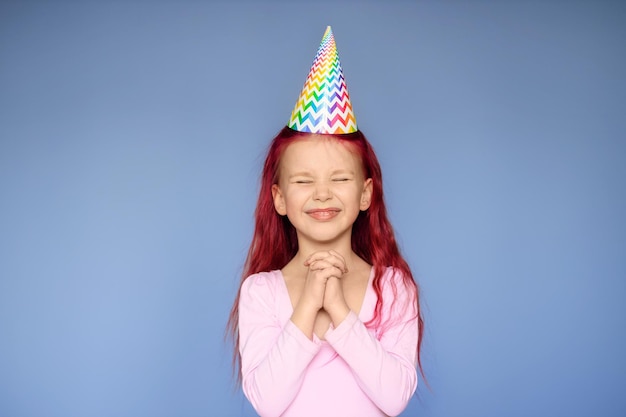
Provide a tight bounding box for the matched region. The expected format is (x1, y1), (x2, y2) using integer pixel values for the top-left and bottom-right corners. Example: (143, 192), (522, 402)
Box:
(313, 181), (332, 201)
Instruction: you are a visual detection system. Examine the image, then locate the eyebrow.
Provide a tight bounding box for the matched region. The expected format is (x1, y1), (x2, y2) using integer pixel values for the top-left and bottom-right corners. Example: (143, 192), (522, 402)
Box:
(288, 169), (355, 179)
(330, 170), (355, 176)
(288, 171), (314, 179)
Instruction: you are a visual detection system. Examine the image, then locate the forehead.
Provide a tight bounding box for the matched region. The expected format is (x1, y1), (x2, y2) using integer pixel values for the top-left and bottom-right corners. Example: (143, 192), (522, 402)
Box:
(279, 137), (362, 173)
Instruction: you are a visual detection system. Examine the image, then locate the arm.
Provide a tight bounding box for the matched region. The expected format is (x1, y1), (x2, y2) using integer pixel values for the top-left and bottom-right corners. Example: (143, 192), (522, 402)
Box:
(238, 274), (321, 417)
(324, 271), (419, 416)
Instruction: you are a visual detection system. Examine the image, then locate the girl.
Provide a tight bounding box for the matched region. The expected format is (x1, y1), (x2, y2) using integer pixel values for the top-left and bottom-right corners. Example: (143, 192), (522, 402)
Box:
(228, 27), (424, 417)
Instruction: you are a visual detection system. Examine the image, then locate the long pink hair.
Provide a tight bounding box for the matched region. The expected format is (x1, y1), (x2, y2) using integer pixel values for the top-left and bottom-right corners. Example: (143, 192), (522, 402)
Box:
(227, 126), (424, 381)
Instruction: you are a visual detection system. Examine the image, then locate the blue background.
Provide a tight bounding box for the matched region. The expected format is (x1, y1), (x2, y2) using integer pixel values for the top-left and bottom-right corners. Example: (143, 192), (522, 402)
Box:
(1, 1), (624, 416)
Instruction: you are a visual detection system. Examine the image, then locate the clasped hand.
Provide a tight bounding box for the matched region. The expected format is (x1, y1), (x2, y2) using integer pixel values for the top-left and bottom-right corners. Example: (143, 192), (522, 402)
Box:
(302, 250), (350, 320)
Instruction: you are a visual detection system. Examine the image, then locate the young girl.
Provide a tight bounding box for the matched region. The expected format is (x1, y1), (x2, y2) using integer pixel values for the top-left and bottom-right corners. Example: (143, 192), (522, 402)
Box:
(228, 27), (423, 417)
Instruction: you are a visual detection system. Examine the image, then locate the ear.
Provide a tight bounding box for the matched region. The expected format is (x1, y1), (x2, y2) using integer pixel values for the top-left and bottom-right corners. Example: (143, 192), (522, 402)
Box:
(272, 184), (287, 216)
(360, 178), (373, 211)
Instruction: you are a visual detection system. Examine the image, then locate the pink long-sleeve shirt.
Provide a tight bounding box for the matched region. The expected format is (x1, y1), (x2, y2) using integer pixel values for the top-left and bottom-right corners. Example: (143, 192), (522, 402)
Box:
(238, 267), (419, 417)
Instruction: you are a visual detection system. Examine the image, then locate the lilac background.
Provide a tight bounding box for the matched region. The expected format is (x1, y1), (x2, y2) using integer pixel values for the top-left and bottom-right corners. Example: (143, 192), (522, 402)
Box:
(1, 1), (625, 416)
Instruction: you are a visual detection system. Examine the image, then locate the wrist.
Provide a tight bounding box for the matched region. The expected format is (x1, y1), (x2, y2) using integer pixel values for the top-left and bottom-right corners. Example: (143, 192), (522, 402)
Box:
(327, 303), (350, 327)
(291, 303), (319, 340)
(296, 297), (322, 314)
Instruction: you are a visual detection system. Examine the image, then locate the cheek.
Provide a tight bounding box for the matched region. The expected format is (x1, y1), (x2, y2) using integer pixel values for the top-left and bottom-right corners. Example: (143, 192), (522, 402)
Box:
(283, 187), (309, 205)
(335, 185), (362, 202)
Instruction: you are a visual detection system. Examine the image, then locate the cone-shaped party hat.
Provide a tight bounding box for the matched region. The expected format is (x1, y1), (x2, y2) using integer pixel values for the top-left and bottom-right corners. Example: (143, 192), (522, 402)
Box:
(288, 26), (357, 134)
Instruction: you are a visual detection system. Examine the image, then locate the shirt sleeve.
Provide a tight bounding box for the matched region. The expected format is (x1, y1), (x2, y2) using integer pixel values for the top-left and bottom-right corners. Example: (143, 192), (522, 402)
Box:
(324, 269), (419, 417)
(239, 273), (322, 417)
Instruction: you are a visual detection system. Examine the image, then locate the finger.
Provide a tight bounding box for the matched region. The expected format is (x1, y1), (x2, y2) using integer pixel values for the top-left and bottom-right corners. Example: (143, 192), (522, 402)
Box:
(307, 256), (346, 274)
(304, 251), (330, 266)
(328, 250), (345, 262)
(307, 261), (345, 279)
(328, 250), (348, 272)
(307, 259), (335, 271)
(305, 251), (347, 272)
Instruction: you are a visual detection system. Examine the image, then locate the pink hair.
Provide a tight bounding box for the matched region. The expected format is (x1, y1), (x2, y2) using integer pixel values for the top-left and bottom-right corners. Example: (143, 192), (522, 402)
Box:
(227, 126), (424, 381)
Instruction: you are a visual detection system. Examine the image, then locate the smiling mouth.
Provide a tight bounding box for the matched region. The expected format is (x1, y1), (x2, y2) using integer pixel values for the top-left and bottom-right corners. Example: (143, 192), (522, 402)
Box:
(306, 208), (341, 220)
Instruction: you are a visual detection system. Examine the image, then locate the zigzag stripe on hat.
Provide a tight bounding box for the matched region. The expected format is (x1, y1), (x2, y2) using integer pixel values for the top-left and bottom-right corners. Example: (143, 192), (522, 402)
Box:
(288, 26), (357, 134)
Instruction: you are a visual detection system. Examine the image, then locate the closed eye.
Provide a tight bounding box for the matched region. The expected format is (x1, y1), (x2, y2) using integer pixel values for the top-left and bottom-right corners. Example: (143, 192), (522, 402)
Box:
(332, 178), (351, 182)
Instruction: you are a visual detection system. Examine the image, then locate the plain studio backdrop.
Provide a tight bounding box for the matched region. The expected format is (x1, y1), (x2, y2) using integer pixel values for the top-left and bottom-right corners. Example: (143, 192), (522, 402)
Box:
(0, 1), (624, 416)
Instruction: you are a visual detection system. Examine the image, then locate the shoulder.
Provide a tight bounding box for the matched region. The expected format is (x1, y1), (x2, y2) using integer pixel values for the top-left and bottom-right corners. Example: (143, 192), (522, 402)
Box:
(240, 270), (284, 306)
(379, 267), (414, 291)
(378, 266), (418, 314)
(241, 270), (284, 294)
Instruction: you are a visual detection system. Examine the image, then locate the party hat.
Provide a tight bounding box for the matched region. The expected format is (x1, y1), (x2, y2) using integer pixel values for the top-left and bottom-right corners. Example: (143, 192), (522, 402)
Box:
(288, 26), (357, 134)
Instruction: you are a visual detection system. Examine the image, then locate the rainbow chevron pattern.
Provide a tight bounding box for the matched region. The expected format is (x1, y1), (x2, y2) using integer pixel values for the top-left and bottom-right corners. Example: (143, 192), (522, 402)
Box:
(288, 26), (357, 134)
